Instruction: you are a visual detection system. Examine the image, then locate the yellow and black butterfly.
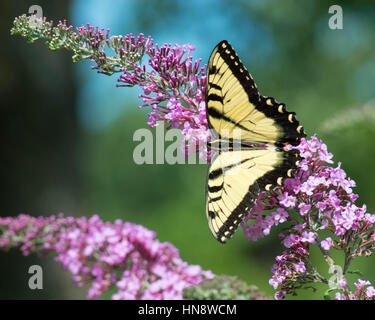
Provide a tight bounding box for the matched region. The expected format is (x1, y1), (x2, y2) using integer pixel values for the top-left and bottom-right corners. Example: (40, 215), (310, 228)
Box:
(205, 40), (306, 243)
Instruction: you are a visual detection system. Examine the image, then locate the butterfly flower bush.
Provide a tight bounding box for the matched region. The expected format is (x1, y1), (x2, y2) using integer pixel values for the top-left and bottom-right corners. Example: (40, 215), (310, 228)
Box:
(242, 136), (375, 299)
(0, 214), (214, 299)
(11, 14), (210, 159)
(7, 14), (375, 300)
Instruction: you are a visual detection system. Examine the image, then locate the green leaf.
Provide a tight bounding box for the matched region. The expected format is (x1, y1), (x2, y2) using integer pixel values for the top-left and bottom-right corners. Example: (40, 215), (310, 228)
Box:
(347, 269), (363, 276)
(323, 289), (334, 300)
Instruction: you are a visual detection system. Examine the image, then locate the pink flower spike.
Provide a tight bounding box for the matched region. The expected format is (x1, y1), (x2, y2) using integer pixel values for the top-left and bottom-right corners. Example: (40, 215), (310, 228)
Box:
(0, 214), (214, 300)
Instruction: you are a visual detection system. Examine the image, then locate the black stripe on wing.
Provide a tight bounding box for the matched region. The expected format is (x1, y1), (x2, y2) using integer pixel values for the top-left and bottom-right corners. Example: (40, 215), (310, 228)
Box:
(207, 148), (302, 244)
(255, 149), (302, 191)
(212, 183), (259, 244)
(207, 40), (306, 146)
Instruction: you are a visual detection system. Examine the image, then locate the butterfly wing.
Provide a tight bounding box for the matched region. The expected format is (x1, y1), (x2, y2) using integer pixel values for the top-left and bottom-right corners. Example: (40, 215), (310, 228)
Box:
(206, 147), (299, 243)
(206, 40), (305, 146)
(205, 40), (306, 243)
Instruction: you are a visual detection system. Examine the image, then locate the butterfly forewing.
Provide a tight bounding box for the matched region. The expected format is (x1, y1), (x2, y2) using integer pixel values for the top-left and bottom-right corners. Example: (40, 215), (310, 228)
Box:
(206, 40), (305, 146)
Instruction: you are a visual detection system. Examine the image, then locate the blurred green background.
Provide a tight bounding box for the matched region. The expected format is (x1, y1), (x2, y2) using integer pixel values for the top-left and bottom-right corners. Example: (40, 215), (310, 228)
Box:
(1, 0), (375, 299)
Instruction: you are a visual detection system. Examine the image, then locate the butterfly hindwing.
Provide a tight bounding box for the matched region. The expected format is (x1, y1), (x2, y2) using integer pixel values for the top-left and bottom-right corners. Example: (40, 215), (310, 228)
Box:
(205, 40), (306, 243)
(206, 147), (300, 243)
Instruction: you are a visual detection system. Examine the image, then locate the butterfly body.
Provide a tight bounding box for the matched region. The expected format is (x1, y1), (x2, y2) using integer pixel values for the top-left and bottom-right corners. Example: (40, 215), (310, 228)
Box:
(205, 40), (306, 243)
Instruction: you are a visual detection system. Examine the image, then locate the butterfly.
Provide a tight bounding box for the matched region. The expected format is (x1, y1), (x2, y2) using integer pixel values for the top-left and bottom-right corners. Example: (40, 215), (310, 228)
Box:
(205, 40), (306, 243)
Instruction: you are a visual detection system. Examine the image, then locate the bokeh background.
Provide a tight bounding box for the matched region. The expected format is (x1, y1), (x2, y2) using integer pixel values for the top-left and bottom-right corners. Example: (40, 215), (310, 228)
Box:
(1, 0), (375, 299)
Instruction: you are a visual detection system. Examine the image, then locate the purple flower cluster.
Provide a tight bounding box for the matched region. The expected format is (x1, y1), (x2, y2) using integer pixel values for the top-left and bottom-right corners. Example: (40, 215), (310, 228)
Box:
(12, 14), (211, 159)
(0, 214), (214, 299)
(241, 136), (375, 298)
(335, 279), (375, 300)
(117, 42), (210, 158)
